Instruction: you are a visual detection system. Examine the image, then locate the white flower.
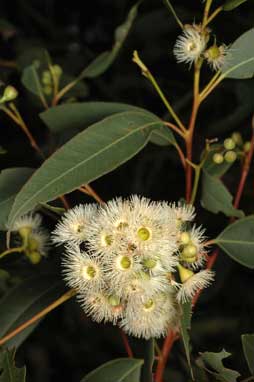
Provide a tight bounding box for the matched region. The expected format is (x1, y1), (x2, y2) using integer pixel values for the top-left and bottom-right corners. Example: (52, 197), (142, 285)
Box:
(121, 292), (178, 339)
(121, 271), (171, 299)
(52, 204), (97, 245)
(170, 202), (196, 227)
(176, 269), (214, 303)
(173, 25), (207, 66)
(13, 213), (42, 232)
(62, 244), (104, 291)
(80, 290), (124, 324)
(204, 44), (229, 71)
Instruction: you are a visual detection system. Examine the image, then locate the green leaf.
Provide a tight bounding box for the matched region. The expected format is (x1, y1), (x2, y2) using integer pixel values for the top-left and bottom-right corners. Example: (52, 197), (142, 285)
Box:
(223, 0), (249, 11)
(81, 358), (143, 382)
(0, 168), (34, 231)
(8, 111), (162, 228)
(0, 275), (64, 348)
(0, 349), (26, 382)
(21, 64), (45, 97)
(197, 350), (240, 382)
(222, 28), (254, 79)
(242, 334), (254, 375)
(79, 2), (139, 79)
(180, 301), (194, 380)
(201, 170), (244, 218)
(40, 102), (147, 133)
(149, 125), (176, 146)
(215, 216), (254, 268)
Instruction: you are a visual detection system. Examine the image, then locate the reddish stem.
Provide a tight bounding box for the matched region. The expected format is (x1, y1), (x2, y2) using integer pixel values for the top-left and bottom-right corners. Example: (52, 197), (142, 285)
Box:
(154, 331), (176, 382)
(120, 330), (133, 358)
(234, 120), (254, 209)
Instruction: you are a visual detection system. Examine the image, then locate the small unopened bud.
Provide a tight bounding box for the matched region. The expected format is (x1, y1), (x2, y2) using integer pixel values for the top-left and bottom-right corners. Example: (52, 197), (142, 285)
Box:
(182, 244), (197, 259)
(19, 226), (32, 239)
(212, 153), (224, 164)
(224, 138), (236, 150)
(1, 86), (18, 102)
(177, 264), (194, 283)
(231, 132), (243, 146)
(244, 141), (251, 153)
(180, 232), (191, 245)
(52, 64), (62, 78)
(28, 251), (42, 264)
(41, 70), (51, 85)
(43, 85), (52, 95)
(224, 150), (237, 163)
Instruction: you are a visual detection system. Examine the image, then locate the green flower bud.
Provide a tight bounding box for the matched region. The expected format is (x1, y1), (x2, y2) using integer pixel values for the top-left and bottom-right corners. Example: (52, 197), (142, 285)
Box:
(182, 244), (197, 259)
(212, 153), (224, 164)
(28, 251), (42, 264)
(224, 138), (236, 150)
(180, 232), (191, 245)
(244, 141), (251, 153)
(1, 86), (18, 103)
(177, 264), (194, 283)
(52, 64), (63, 78)
(41, 70), (52, 85)
(224, 150), (237, 163)
(43, 85), (52, 95)
(231, 132), (243, 146)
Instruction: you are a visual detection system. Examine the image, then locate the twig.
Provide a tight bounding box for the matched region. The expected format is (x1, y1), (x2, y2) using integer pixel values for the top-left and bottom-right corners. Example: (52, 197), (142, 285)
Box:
(0, 289), (76, 346)
(120, 330), (133, 358)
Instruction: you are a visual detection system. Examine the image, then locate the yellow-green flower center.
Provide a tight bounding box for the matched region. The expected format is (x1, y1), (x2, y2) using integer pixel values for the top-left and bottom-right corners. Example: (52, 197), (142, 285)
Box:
(120, 256), (132, 270)
(108, 295), (121, 307)
(137, 227), (151, 241)
(116, 221), (128, 230)
(84, 265), (97, 279)
(143, 299), (155, 311)
(101, 234), (113, 247)
(76, 224), (85, 233)
(207, 45), (220, 59)
(143, 258), (157, 269)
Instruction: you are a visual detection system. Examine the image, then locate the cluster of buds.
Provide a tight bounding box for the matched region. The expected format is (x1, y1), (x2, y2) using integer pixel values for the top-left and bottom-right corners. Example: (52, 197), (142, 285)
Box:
(173, 23), (228, 71)
(12, 213), (49, 264)
(41, 64), (62, 95)
(52, 196), (213, 339)
(212, 131), (250, 165)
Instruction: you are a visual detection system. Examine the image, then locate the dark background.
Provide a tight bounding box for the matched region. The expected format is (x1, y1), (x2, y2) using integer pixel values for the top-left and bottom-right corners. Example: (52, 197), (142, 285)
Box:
(0, 0), (254, 380)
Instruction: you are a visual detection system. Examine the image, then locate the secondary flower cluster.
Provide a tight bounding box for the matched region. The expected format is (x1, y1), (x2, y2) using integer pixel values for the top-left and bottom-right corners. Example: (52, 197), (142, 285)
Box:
(173, 23), (228, 71)
(12, 213), (49, 264)
(52, 196), (214, 339)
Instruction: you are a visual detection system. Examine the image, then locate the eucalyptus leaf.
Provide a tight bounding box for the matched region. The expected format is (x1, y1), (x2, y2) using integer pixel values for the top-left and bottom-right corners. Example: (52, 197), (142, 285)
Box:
(180, 301), (194, 380)
(21, 64), (44, 97)
(0, 349), (26, 382)
(81, 358), (143, 382)
(241, 334), (254, 375)
(0, 275), (64, 348)
(197, 350), (240, 382)
(0, 168), (34, 231)
(149, 125), (176, 146)
(79, 2), (139, 79)
(215, 216), (254, 268)
(8, 111), (162, 228)
(223, 0), (249, 11)
(222, 28), (254, 79)
(201, 170), (244, 218)
(40, 102), (147, 133)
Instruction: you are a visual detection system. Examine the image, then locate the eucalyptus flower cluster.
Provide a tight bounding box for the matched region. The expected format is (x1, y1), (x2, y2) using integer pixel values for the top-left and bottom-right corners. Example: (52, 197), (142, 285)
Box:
(173, 23), (228, 71)
(52, 196), (214, 339)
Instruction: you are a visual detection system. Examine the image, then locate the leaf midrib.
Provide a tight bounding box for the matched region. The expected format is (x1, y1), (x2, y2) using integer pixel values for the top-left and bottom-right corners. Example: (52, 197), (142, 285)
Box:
(9, 114), (160, 225)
